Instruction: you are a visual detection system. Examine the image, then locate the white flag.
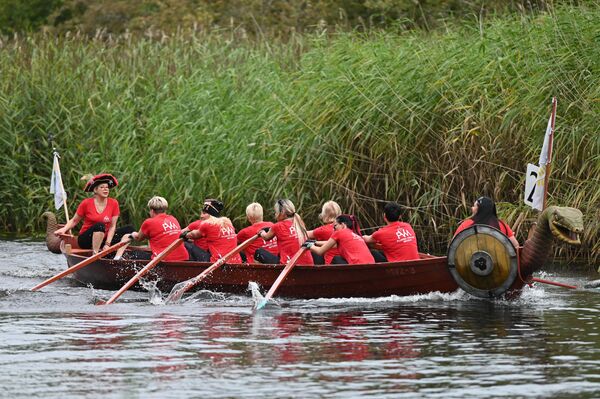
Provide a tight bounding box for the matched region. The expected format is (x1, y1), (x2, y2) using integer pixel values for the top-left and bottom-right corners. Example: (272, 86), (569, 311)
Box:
(538, 111), (554, 166)
(49, 152), (67, 210)
(524, 98), (556, 211)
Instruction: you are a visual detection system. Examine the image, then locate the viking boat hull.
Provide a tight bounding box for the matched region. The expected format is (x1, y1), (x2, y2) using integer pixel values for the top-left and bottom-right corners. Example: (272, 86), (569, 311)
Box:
(65, 250), (460, 299)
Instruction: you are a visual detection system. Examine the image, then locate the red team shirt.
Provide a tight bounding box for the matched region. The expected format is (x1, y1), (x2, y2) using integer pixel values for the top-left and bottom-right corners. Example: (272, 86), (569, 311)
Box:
(312, 223), (340, 264)
(237, 221), (278, 262)
(198, 221), (242, 263)
(371, 221), (419, 262)
(186, 220), (209, 250)
(140, 213), (189, 261)
(330, 228), (374, 265)
(271, 219), (314, 265)
(454, 219), (514, 237)
(76, 197), (120, 235)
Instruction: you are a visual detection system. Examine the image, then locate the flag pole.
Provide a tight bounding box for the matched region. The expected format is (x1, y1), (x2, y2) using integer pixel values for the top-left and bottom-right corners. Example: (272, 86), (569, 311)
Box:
(542, 97), (557, 210)
(57, 153), (70, 224)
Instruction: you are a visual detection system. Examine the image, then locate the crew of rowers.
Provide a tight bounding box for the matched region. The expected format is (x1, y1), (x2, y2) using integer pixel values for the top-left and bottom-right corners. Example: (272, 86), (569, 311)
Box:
(54, 173), (518, 264)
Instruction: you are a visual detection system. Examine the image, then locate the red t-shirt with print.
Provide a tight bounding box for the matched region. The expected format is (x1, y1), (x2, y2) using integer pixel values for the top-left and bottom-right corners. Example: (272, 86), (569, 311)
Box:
(271, 219), (313, 265)
(76, 197), (120, 235)
(237, 221), (278, 262)
(312, 223), (340, 264)
(454, 219), (514, 237)
(198, 220), (242, 264)
(331, 228), (374, 265)
(140, 213), (188, 261)
(371, 221), (419, 262)
(187, 220), (208, 250)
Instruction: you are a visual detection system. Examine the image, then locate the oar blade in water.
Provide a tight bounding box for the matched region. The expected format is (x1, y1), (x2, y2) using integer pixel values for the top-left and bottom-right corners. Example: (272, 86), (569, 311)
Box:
(165, 281), (190, 303)
(254, 298), (268, 310)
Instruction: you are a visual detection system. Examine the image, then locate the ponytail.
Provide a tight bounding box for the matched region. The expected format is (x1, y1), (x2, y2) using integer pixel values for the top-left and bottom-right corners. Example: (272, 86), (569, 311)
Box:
(293, 213), (308, 246)
(274, 199), (307, 245)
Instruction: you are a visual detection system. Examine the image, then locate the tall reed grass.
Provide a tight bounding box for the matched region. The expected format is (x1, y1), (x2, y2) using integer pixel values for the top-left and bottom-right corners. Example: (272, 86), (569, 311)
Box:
(1, 5), (598, 262)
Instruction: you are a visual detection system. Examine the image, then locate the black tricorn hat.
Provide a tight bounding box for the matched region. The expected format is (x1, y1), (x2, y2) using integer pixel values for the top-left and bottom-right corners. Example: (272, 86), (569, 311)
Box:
(83, 173), (118, 192)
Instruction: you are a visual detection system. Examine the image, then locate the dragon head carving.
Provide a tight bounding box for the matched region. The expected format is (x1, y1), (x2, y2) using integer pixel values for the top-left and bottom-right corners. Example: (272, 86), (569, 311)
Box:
(545, 206), (583, 245)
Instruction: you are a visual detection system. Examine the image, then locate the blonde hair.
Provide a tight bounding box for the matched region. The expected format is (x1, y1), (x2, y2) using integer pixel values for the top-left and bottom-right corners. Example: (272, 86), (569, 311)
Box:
(275, 199), (308, 245)
(246, 202), (264, 223)
(147, 196), (168, 212)
(319, 200), (342, 223)
(204, 215), (234, 229)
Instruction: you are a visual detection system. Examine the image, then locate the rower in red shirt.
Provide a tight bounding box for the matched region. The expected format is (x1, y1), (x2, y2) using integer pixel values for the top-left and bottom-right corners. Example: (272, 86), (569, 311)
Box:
(307, 200), (342, 264)
(122, 196), (189, 262)
(179, 206), (211, 262)
(184, 199), (242, 264)
(257, 199), (314, 265)
(237, 202), (278, 263)
(306, 214), (374, 265)
(363, 202), (419, 262)
(454, 196), (519, 248)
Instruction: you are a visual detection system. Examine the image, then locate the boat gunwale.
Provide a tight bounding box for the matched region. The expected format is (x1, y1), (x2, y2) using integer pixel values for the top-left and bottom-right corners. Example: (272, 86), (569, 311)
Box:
(64, 250), (448, 271)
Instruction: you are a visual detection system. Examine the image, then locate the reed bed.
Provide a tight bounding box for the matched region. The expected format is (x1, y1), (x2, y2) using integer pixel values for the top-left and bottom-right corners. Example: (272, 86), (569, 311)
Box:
(1, 6), (598, 263)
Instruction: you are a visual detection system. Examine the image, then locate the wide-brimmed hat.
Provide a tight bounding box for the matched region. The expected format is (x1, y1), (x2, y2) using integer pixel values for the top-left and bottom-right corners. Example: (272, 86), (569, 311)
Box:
(202, 198), (224, 217)
(83, 173), (118, 192)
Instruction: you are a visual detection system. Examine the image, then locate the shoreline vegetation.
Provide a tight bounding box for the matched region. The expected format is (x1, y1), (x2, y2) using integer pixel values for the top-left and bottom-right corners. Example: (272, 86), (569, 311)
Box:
(0, 4), (598, 263)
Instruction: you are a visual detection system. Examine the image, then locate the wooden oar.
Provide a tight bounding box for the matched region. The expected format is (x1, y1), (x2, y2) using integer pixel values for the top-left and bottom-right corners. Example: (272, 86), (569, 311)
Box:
(254, 246), (308, 310)
(530, 277), (577, 289)
(31, 239), (131, 292)
(166, 235), (261, 304)
(98, 238), (184, 305)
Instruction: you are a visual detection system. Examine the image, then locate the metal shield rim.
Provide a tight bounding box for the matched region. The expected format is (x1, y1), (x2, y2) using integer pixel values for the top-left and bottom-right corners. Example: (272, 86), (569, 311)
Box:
(447, 224), (518, 298)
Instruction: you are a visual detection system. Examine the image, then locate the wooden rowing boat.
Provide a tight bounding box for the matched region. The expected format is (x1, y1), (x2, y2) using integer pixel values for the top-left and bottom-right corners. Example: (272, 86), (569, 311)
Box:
(48, 204), (583, 299)
(64, 247), (459, 298)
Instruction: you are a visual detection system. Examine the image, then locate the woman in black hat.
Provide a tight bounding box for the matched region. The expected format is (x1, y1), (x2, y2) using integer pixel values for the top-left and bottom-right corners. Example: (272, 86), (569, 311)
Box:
(54, 173), (133, 253)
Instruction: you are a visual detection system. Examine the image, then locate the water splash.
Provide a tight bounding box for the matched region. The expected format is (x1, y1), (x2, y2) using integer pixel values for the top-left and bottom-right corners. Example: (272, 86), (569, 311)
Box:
(245, 281), (260, 301)
(181, 289), (227, 303)
(140, 280), (165, 305)
(248, 281), (281, 309)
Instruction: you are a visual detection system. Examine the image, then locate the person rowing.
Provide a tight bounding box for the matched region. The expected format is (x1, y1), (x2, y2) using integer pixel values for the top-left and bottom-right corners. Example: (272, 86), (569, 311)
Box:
(120, 196), (189, 261)
(179, 200), (212, 262)
(362, 201), (419, 262)
(53, 173), (133, 253)
(305, 214), (374, 265)
(454, 196), (519, 248)
(181, 199), (242, 264)
(256, 199), (314, 265)
(236, 202), (278, 264)
(306, 200), (342, 265)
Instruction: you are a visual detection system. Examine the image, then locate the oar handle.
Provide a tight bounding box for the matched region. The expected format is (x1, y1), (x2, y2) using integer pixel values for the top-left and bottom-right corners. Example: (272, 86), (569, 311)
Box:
(102, 238), (183, 305)
(31, 239), (131, 291)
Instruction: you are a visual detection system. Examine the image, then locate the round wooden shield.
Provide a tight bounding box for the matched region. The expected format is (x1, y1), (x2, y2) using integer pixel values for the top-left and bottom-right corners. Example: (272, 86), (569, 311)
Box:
(447, 225), (518, 298)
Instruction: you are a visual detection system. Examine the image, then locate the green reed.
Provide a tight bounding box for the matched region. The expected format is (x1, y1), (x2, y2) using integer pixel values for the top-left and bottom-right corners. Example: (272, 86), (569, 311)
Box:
(1, 5), (598, 262)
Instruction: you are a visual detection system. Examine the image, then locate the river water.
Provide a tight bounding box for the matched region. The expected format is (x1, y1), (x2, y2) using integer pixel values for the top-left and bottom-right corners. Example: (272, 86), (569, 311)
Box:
(1, 239), (600, 398)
